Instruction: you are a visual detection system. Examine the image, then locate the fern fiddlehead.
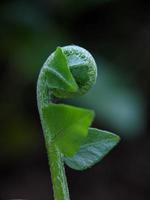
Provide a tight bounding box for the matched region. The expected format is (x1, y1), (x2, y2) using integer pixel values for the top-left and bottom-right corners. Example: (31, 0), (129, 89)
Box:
(37, 45), (120, 200)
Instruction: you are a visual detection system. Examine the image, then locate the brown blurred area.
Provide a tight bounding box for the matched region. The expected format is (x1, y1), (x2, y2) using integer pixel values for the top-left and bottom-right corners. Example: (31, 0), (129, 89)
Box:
(0, 0), (150, 199)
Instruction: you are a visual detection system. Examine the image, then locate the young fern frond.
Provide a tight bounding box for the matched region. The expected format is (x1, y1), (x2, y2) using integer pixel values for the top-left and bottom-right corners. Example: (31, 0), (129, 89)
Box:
(37, 45), (120, 200)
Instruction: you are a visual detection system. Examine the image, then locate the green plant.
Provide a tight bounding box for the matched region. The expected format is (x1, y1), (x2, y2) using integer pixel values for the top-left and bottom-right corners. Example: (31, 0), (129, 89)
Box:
(37, 45), (120, 200)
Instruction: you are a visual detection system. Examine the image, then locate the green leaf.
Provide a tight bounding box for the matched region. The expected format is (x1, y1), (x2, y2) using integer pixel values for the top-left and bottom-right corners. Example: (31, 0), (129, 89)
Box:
(42, 104), (94, 156)
(64, 128), (120, 170)
(44, 47), (78, 92)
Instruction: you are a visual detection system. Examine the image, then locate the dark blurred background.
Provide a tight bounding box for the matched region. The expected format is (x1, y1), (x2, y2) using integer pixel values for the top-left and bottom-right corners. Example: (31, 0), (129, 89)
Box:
(0, 0), (150, 199)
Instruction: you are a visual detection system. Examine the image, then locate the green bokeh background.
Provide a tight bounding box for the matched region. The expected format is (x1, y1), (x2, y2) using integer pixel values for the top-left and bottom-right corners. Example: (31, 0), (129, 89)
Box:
(0, 0), (150, 199)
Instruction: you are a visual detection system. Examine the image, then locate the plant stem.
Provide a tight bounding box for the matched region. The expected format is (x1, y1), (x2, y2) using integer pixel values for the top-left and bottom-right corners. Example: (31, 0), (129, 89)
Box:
(37, 72), (70, 200)
(47, 143), (70, 200)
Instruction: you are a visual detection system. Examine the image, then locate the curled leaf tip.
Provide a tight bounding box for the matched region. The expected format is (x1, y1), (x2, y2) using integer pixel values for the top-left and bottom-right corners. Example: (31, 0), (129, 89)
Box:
(43, 45), (97, 98)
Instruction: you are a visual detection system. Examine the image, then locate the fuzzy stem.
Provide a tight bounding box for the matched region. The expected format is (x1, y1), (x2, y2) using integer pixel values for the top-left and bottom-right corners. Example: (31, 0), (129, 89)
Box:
(37, 71), (70, 200)
(47, 143), (70, 200)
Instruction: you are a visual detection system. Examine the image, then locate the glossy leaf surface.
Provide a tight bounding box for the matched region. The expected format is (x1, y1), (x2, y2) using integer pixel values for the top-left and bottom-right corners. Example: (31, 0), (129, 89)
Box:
(64, 128), (120, 170)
